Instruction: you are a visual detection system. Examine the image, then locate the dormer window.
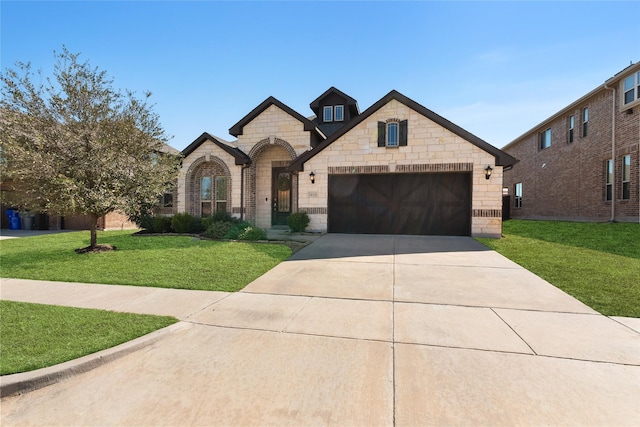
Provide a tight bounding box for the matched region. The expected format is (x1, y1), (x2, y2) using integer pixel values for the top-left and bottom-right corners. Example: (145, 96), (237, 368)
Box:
(334, 105), (344, 122)
(323, 106), (333, 122)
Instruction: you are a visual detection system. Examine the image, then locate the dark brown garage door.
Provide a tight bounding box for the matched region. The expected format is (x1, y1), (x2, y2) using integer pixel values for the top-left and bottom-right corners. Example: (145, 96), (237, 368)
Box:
(328, 173), (471, 236)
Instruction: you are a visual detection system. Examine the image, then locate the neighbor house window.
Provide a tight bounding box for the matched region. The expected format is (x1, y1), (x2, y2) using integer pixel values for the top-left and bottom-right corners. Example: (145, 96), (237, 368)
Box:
(568, 115), (574, 143)
(215, 176), (227, 212)
(201, 176), (212, 216)
(622, 155), (631, 200)
(334, 105), (344, 121)
(539, 128), (551, 150)
(323, 106), (333, 122)
(582, 107), (589, 137)
(377, 120), (408, 147)
(605, 160), (613, 201)
(514, 183), (522, 208)
(162, 192), (173, 208)
(623, 72), (640, 105)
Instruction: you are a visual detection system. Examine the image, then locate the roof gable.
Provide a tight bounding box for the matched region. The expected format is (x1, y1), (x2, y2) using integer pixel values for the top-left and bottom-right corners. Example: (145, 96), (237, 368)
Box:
(290, 90), (516, 171)
(309, 86), (360, 116)
(229, 96), (323, 138)
(182, 132), (250, 165)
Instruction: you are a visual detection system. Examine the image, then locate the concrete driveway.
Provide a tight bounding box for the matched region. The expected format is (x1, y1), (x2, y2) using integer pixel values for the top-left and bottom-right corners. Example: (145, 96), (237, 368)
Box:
(1, 234), (639, 425)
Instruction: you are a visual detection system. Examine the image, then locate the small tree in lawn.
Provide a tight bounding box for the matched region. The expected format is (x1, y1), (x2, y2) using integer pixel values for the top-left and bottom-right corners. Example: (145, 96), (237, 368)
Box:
(0, 47), (181, 251)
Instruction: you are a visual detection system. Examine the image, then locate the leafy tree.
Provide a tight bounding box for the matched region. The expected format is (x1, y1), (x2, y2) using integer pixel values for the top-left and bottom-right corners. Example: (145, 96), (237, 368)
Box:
(0, 47), (181, 250)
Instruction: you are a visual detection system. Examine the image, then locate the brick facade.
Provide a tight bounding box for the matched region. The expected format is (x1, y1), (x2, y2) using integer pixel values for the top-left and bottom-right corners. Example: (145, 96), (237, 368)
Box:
(503, 63), (640, 223)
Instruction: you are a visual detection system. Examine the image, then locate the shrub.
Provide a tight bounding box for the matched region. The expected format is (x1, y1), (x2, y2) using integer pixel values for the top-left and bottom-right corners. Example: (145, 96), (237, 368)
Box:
(224, 221), (251, 240)
(191, 217), (204, 234)
(138, 213), (155, 232)
(171, 212), (196, 234)
(201, 215), (216, 231)
(212, 211), (237, 223)
(203, 221), (234, 239)
(238, 226), (267, 241)
(151, 216), (173, 233)
(287, 211), (310, 233)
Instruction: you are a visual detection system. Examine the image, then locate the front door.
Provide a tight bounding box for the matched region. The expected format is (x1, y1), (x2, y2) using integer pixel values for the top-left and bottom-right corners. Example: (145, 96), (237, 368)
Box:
(272, 168), (292, 226)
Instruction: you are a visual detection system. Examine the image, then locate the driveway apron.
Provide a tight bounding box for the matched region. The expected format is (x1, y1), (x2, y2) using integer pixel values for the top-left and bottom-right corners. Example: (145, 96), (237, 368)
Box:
(1, 234), (639, 426)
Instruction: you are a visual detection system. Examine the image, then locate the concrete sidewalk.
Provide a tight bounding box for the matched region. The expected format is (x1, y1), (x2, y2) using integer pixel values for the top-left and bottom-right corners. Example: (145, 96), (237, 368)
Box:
(1, 234), (640, 425)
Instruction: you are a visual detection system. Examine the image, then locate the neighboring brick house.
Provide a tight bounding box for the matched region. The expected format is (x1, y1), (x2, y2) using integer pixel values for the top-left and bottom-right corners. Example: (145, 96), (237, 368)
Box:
(1, 144), (180, 231)
(176, 88), (516, 237)
(503, 62), (640, 223)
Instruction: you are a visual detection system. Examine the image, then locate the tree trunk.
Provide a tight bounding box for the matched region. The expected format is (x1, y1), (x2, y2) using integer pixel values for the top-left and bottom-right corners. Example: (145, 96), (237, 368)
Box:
(89, 214), (99, 248)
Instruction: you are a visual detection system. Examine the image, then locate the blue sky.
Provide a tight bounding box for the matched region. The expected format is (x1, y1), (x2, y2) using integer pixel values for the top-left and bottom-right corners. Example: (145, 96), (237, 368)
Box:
(2, 1), (639, 150)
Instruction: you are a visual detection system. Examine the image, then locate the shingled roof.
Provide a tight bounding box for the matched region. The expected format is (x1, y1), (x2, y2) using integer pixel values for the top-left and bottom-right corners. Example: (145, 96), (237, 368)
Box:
(290, 90), (517, 171)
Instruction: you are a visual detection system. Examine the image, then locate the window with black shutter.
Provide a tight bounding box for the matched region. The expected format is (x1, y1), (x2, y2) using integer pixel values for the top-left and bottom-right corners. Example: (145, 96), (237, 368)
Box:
(378, 119), (408, 147)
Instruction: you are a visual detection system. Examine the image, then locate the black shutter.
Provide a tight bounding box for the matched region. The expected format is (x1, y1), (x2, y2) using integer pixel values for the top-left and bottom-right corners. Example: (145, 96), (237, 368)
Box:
(378, 122), (386, 147)
(399, 120), (408, 146)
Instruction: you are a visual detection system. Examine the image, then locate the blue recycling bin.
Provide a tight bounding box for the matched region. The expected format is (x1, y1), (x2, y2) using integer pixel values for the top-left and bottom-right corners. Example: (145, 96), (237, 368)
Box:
(7, 210), (21, 230)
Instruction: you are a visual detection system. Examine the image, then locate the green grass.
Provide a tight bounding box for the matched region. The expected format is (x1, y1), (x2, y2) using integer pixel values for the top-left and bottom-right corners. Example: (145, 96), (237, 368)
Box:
(477, 220), (640, 318)
(0, 300), (177, 375)
(0, 230), (292, 292)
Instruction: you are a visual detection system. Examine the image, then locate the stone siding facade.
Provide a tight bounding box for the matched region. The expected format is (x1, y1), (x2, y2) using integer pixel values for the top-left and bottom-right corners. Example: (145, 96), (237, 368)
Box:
(299, 100), (503, 237)
(177, 90), (512, 237)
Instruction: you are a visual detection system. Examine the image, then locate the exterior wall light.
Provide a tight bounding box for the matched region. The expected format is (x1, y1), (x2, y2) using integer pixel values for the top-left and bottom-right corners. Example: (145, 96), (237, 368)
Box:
(484, 165), (493, 180)
(310, 171), (315, 184)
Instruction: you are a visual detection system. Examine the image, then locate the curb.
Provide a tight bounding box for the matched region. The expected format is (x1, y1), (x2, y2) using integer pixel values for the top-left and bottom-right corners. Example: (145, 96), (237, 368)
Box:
(0, 321), (191, 399)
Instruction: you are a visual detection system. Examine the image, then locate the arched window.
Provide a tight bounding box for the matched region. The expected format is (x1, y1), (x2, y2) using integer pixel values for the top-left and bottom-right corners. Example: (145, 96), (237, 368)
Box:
(187, 157), (231, 218)
(200, 175), (227, 216)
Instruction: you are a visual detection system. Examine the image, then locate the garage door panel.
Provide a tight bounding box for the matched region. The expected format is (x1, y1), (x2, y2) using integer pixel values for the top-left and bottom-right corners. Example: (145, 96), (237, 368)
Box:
(328, 173), (471, 236)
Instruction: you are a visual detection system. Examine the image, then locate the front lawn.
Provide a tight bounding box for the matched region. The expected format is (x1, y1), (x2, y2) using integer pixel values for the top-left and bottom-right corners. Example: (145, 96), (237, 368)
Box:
(0, 300), (177, 375)
(0, 231), (292, 292)
(477, 220), (640, 318)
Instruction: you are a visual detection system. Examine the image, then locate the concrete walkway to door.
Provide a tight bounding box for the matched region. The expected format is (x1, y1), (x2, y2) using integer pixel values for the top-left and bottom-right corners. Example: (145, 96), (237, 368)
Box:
(1, 234), (639, 425)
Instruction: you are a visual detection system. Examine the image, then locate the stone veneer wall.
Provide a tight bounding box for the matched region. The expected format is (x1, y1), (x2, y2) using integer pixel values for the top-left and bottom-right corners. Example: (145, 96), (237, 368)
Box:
(235, 105), (313, 227)
(297, 99), (503, 237)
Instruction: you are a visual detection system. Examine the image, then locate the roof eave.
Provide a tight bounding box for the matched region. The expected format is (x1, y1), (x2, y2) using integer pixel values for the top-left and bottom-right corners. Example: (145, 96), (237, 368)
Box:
(504, 61), (639, 151)
(182, 132), (250, 165)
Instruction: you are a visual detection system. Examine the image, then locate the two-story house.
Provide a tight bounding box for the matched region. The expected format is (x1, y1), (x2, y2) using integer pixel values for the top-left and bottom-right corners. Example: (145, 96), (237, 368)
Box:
(503, 62), (639, 222)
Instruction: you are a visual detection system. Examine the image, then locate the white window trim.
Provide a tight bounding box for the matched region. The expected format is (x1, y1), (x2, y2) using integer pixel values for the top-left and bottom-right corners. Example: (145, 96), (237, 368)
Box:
(515, 183), (523, 208)
(605, 159), (613, 201)
(581, 107), (589, 137)
(334, 105), (344, 122)
(323, 106), (333, 122)
(622, 155), (631, 200)
(568, 115), (574, 143)
(539, 128), (551, 150)
(621, 71), (640, 110)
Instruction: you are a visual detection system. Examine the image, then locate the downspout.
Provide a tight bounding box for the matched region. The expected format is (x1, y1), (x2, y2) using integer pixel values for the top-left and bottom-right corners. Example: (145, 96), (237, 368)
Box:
(604, 83), (616, 222)
(240, 165), (248, 221)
